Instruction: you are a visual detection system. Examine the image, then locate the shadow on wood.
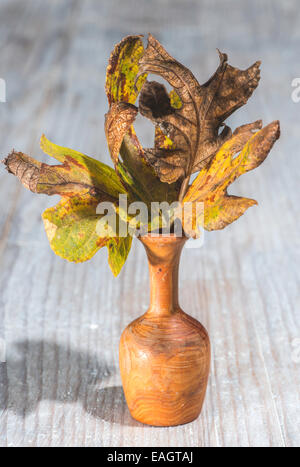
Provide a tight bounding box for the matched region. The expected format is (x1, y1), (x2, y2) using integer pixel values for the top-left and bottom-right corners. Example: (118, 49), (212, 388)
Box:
(87, 386), (144, 427)
(0, 340), (142, 427)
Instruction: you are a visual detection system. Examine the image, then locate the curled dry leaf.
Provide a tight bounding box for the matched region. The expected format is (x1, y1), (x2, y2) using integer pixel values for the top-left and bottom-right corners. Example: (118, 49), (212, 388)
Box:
(139, 81), (187, 184)
(105, 34), (179, 203)
(105, 102), (138, 164)
(4, 150), (97, 197)
(39, 134), (125, 198)
(3, 147), (122, 201)
(4, 151), (43, 193)
(137, 34), (261, 191)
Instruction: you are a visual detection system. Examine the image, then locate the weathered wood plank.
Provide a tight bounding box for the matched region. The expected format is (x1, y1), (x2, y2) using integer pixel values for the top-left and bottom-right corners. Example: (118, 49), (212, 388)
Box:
(0, 0), (299, 447)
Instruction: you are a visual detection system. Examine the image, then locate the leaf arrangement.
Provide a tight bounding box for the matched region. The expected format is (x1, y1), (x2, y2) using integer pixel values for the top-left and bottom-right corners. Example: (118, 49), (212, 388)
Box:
(2, 34), (280, 275)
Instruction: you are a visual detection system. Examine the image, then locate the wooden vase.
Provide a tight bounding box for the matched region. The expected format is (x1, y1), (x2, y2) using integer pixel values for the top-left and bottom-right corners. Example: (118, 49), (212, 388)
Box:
(119, 234), (210, 426)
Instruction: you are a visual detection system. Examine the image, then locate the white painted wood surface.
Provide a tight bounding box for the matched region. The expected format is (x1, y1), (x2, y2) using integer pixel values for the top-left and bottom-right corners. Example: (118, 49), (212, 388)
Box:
(0, 0), (299, 447)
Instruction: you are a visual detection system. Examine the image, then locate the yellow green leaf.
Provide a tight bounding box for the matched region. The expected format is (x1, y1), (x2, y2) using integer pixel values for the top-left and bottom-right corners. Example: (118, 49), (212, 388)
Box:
(107, 235), (133, 276)
(170, 89), (182, 109)
(42, 194), (107, 263)
(183, 121), (280, 232)
(3, 140), (135, 273)
(105, 35), (147, 105)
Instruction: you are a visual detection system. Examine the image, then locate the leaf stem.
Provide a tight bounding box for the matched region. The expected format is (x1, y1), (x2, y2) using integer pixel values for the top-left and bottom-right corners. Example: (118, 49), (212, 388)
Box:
(178, 176), (189, 202)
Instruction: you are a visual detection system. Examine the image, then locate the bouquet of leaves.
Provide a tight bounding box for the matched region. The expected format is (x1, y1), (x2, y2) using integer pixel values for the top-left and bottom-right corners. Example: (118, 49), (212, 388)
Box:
(2, 34), (280, 276)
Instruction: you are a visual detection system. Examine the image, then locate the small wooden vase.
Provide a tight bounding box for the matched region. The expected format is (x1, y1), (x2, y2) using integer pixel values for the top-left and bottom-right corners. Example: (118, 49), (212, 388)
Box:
(119, 234), (210, 426)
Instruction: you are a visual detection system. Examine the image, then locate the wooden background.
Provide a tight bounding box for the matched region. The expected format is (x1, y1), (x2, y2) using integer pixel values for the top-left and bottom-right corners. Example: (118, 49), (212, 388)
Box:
(0, 0), (299, 447)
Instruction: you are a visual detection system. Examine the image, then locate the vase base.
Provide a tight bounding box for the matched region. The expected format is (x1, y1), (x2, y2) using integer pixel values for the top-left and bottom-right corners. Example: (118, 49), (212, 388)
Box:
(120, 309), (210, 428)
(129, 407), (204, 427)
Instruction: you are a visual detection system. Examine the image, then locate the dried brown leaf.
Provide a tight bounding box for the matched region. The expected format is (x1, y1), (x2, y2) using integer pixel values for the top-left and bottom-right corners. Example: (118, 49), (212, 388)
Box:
(137, 34), (261, 187)
(105, 102), (138, 164)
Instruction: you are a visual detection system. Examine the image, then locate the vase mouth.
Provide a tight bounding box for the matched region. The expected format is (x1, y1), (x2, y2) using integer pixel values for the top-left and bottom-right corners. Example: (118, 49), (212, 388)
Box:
(138, 233), (188, 245)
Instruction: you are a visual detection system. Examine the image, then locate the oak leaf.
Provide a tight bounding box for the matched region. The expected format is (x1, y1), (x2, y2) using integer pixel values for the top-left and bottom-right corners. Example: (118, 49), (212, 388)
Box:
(39, 134), (126, 198)
(137, 34), (261, 191)
(3, 136), (132, 275)
(42, 193), (107, 263)
(105, 102), (138, 165)
(105, 35), (147, 106)
(2, 34), (281, 275)
(182, 120), (280, 235)
(107, 235), (133, 277)
(105, 35), (179, 204)
(4, 136), (124, 201)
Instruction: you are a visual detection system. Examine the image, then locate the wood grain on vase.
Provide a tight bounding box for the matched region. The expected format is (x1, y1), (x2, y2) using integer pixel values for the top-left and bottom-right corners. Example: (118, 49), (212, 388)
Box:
(119, 234), (210, 426)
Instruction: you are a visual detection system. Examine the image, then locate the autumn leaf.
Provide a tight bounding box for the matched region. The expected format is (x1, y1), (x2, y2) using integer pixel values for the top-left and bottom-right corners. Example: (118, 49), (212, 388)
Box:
(105, 102), (138, 165)
(105, 35), (179, 204)
(107, 235), (133, 276)
(3, 149), (118, 201)
(104, 102), (153, 202)
(42, 193), (132, 274)
(182, 120), (280, 234)
(3, 136), (133, 275)
(40, 134), (125, 198)
(203, 195), (257, 232)
(137, 34), (261, 196)
(105, 35), (147, 105)
(2, 34), (281, 275)
(42, 193), (107, 263)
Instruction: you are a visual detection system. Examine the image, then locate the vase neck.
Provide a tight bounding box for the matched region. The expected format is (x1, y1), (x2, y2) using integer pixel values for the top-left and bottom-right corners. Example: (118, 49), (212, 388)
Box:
(139, 235), (187, 317)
